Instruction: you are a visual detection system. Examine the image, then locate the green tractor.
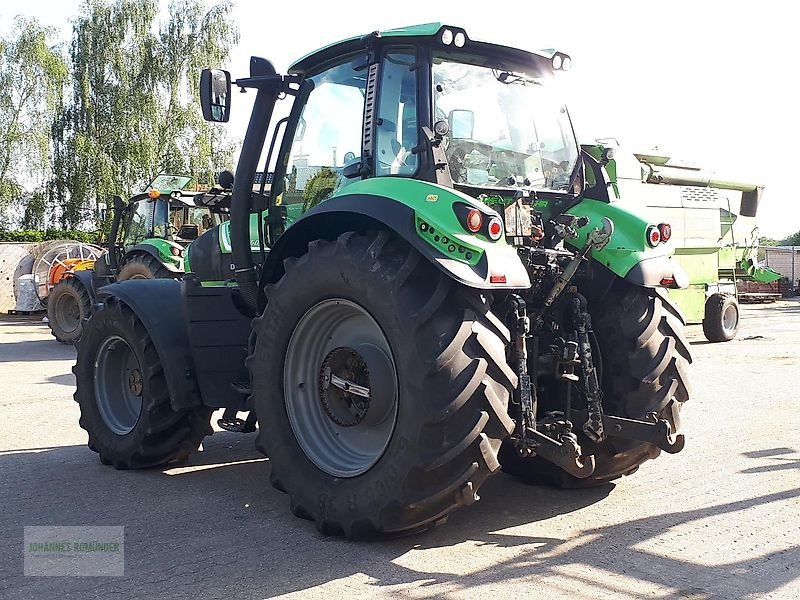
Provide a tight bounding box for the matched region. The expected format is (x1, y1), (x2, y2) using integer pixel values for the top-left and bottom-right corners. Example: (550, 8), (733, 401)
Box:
(47, 174), (231, 343)
(73, 24), (691, 537)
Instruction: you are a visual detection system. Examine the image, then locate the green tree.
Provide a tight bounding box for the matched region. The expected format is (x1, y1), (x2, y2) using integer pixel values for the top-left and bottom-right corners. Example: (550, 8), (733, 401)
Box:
(52, 0), (238, 229)
(781, 230), (800, 246)
(0, 18), (67, 228)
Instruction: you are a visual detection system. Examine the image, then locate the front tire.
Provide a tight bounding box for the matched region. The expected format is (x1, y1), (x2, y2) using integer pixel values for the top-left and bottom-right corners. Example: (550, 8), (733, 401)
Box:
(250, 231), (516, 537)
(47, 277), (92, 344)
(702, 293), (738, 342)
(74, 297), (212, 468)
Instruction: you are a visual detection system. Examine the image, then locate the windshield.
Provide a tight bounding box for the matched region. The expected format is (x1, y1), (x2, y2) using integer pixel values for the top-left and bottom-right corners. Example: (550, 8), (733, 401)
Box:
(433, 56), (579, 192)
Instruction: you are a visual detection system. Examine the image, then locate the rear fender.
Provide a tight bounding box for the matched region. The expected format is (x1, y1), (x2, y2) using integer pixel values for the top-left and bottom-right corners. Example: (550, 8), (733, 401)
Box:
(569, 198), (688, 289)
(261, 178), (530, 292)
(132, 240), (184, 273)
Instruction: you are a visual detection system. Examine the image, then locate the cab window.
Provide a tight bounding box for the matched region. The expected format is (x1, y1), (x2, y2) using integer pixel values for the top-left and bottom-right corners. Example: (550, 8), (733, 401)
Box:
(284, 59), (367, 211)
(375, 50), (418, 176)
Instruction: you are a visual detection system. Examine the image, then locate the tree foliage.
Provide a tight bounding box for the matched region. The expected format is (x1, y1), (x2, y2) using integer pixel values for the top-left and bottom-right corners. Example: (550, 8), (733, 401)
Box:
(0, 18), (67, 228)
(781, 230), (800, 246)
(51, 0), (239, 229)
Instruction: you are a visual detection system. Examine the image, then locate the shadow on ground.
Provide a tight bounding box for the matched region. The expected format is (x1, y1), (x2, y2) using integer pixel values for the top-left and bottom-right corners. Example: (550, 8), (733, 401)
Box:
(3, 434), (798, 599)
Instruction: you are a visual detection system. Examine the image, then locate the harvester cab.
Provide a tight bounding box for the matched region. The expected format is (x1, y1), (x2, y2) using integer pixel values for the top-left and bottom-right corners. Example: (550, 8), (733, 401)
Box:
(73, 24), (693, 538)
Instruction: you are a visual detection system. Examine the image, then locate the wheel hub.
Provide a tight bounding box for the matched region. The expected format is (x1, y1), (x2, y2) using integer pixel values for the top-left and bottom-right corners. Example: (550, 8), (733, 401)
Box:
(319, 347), (370, 427)
(127, 368), (143, 396)
(284, 298), (399, 477)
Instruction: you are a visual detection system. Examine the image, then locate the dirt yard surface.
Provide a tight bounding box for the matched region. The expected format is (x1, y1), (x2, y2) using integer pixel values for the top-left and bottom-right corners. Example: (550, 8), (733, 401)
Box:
(1, 300), (798, 599)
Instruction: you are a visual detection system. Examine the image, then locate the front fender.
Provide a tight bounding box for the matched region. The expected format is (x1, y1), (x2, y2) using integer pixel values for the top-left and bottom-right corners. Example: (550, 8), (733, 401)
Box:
(69, 270), (100, 303)
(263, 178), (530, 290)
(96, 279), (201, 411)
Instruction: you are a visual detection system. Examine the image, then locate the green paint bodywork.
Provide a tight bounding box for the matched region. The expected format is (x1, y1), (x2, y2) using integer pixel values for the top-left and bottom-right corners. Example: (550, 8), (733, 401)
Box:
(214, 206), (305, 256)
(566, 198), (669, 278)
(331, 178), (503, 267)
(137, 237), (184, 271)
(668, 286), (707, 323)
(290, 23), (444, 72)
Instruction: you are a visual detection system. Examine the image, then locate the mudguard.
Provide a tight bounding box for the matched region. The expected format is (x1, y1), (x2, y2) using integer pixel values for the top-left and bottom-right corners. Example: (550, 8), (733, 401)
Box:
(68, 269), (100, 303)
(262, 178), (531, 290)
(568, 198), (688, 290)
(96, 279), (202, 411)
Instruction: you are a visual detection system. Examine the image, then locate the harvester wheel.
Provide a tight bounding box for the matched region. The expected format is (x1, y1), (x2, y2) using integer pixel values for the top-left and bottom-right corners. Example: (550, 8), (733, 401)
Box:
(501, 283), (692, 487)
(702, 293), (738, 342)
(47, 277), (92, 345)
(74, 297), (212, 469)
(250, 231), (516, 538)
(117, 253), (175, 280)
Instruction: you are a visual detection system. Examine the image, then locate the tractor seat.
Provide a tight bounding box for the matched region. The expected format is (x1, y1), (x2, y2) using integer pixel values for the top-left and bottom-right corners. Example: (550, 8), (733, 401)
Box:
(178, 224), (200, 240)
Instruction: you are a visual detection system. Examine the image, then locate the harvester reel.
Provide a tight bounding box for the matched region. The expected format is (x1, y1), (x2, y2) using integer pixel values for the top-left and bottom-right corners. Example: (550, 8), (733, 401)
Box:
(32, 241), (105, 303)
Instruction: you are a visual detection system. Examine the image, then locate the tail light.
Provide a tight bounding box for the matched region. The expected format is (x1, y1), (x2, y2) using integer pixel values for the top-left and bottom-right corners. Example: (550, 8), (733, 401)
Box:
(466, 209), (483, 233)
(646, 225), (661, 247)
(659, 223), (672, 242)
(487, 217), (503, 241)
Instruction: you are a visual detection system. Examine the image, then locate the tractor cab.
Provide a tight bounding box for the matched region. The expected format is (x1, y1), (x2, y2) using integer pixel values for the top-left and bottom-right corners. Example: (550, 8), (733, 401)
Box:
(119, 176), (228, 252)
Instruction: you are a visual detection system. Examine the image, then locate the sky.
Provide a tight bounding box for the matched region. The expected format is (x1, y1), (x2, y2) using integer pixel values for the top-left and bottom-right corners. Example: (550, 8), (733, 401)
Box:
(3, 0), (799, 238)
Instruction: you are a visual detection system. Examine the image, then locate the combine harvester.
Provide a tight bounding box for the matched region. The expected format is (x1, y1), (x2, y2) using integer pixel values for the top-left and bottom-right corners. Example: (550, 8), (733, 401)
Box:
(594, 142), (780, 341)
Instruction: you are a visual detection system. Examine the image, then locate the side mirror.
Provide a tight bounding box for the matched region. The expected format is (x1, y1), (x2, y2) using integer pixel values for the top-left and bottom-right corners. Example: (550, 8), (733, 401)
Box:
(97, 202), (107, 224)
(448, 109), (475, 139)
(200, 68), (232, 123)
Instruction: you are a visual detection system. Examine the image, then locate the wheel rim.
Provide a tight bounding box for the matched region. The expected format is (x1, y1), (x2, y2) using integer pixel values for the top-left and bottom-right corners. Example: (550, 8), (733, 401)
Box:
(722, 303), (738, 333)
(284, 298), (398, 478)
(93, 335), (143, 435)
(54, 291), (81, 333)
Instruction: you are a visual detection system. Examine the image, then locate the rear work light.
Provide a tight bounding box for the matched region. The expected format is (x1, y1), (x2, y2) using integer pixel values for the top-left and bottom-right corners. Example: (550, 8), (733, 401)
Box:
(646, 225), (661, 247)
(659, 223), (672, 242)
(466, 209), (483, 233)
(487, 217), (503, 241)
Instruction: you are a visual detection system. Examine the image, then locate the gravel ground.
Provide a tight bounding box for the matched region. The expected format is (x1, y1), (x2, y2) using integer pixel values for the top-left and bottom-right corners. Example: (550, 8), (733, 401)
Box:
(1, 299), (798, 599)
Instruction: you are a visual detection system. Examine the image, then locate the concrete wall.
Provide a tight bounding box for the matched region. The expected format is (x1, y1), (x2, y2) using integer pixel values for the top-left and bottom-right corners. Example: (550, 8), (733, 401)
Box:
(0, 243), (37, 312)
(764, 247), (800, 285)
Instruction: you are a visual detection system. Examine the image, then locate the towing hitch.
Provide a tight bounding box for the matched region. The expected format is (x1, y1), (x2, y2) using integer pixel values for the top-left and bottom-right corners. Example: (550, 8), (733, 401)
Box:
(511, 427), (596, 478)
(573, 410), (685, 454)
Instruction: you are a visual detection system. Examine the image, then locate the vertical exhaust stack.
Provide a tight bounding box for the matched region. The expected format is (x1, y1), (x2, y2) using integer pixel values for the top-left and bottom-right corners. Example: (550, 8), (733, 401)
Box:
(230, 57), (279, 312)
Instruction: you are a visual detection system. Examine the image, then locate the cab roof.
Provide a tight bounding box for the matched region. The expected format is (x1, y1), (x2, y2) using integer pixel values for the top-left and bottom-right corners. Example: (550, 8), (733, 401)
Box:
(288, 23), (564, 77)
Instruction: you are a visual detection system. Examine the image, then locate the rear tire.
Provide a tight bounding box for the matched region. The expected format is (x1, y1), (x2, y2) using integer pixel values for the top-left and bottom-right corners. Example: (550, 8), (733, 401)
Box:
(702, 293), (738, 342)
(47, 277), (92, 345)
(250, 231), (516, 537)
(501, 283), (692, 487)
(74, 297), (212, 468)
(117, 254), (175, 280)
